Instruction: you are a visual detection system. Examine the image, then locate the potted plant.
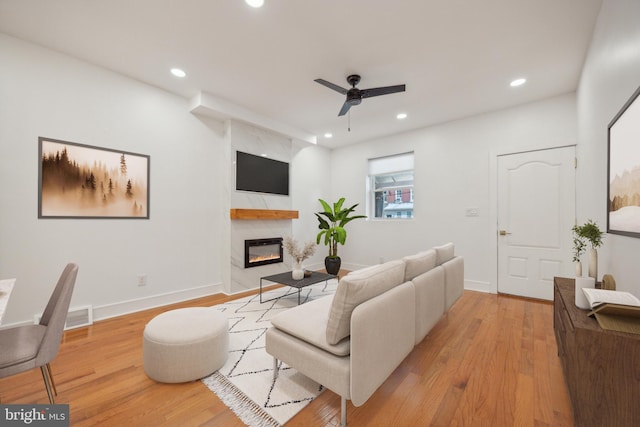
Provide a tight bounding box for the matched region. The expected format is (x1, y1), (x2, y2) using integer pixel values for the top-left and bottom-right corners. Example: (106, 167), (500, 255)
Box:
(572, 219), (604, 279)
(315, 198), (367, 275)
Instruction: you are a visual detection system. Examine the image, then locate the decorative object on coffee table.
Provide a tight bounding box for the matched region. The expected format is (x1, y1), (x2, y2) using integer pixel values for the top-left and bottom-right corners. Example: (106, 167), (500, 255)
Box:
(315, 197), (366, 275)
(283, 236), (316, 280)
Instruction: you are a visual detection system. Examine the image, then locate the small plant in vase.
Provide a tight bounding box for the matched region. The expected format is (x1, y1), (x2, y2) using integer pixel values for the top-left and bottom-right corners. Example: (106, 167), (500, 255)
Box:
(571, 228), (587, 276)
(283, 236), (316, 280)
(572, 219), (604, 280)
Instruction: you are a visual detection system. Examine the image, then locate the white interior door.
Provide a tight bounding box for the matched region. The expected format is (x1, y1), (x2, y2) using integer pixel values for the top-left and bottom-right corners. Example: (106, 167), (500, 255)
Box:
(497, 146), (575, 300)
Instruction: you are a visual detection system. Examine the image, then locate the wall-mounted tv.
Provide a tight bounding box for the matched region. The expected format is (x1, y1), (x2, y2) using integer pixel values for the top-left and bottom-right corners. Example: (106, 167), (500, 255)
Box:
(236, 151), (289, 196)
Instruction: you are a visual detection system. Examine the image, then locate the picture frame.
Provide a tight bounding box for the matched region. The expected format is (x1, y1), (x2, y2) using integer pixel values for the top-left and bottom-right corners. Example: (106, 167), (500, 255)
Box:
(38, 137), (150, 219)
(607, 85), (640, 238)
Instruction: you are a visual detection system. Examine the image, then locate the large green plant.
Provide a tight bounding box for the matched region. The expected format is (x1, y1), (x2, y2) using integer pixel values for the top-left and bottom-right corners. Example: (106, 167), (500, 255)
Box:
(315, 198), (367, 257)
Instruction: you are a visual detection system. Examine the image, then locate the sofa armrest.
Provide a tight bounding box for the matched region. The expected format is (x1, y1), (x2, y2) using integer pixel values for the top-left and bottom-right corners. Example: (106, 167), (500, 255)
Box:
(412, 265), (445, 345)
(270, 295), (350, 356)
(443, 256), (464, 310)
(350, 281), (415, 406)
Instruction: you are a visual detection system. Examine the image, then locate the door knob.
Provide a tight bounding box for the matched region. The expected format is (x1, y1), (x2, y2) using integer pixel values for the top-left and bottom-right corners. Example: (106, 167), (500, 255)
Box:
(499, 230), (512, 236)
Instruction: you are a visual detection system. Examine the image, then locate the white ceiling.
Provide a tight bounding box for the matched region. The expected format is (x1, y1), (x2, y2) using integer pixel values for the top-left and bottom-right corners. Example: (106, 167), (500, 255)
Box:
(0, 0), (602, 148)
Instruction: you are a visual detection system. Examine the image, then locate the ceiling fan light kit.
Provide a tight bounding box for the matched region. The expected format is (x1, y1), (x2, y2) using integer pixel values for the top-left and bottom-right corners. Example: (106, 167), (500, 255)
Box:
(314, 74), (406, 117)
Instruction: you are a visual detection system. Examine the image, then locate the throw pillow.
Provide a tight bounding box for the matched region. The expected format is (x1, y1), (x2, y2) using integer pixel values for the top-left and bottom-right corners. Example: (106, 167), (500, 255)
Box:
(325, 259), (406, 345)
(403, 249), (437, 281)
(434, 242), (455, 265)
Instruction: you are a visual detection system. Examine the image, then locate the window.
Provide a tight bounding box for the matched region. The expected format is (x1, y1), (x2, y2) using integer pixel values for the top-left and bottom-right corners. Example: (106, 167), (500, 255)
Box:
(367, 152), (414, 219)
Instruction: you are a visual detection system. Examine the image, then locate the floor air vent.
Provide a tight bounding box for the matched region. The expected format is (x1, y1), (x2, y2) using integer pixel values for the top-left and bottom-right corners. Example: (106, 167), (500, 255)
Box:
(35, 305), (93, 330)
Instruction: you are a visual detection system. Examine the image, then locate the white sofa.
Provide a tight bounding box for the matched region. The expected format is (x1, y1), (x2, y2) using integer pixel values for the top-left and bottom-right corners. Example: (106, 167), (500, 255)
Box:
(265, 242), (464, 426)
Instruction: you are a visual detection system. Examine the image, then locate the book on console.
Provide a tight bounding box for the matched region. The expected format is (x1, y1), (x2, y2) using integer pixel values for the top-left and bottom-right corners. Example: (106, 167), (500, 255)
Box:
(582, 288), (640, 310)
(582, 288), (640, 334)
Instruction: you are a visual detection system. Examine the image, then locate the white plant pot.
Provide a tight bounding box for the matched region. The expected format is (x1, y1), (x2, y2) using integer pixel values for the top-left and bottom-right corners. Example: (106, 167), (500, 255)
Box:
(588, 248), (598, 281)
(292, 261), (304, 280)
(575, 276), (595, 309)
(575, 261), (582, 277)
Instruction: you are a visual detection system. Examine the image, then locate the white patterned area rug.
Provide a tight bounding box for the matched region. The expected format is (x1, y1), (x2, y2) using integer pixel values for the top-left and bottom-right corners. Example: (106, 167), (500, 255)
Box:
(202, 279), (338, 427)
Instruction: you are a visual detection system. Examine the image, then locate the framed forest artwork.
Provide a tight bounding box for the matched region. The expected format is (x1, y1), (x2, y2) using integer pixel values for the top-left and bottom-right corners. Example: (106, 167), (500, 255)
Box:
(38, 137), (150, 219)
(607, 85), (640, 238)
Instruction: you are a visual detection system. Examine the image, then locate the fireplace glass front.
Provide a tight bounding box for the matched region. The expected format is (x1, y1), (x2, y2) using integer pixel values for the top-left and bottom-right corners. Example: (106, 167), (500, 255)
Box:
(244, 238), (283, 268)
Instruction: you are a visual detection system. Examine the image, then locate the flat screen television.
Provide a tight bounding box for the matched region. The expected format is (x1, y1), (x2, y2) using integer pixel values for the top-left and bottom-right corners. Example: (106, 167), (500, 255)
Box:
(236, 151), (289, 196)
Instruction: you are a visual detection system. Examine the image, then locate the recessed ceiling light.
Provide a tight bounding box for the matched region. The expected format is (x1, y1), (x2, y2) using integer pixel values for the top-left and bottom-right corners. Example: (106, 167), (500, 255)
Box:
(324, 133), (333, 138)
(260, 153), (268, 157)
(170, 68), (186, 78)
(397, 113), (408, 120)
(245, 0), (264, 7)
(510, 78), (526, 87)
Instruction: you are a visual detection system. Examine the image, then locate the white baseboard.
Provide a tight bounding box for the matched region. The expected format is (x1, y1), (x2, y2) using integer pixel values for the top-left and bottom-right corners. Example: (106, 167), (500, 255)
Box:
(92, 282), (225, 322)
(1, 282), (226, 330)
(464, 279), (494, 294)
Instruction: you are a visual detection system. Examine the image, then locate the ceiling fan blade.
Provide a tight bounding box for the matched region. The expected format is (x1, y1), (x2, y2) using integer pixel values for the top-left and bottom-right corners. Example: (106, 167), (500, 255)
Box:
(315, 78), (348, 95)
(361, 84), (406, 99)
(338, 101), (352, 116)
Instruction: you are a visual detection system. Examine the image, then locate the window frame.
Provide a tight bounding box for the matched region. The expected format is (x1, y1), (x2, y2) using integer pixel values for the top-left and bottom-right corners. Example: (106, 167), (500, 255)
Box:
(367, 152), (415, 220)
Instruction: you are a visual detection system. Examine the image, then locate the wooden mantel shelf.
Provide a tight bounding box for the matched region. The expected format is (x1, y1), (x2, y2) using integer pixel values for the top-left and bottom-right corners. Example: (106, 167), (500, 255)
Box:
(230, 209), (299, 220)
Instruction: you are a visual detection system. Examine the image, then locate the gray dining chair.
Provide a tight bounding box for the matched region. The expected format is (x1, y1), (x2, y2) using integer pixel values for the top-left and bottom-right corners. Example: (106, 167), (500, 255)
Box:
(0, 263), (78, 403)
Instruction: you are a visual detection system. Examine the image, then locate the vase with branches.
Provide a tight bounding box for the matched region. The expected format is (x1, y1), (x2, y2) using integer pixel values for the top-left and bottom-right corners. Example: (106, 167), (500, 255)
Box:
(283, 236), (316, 279)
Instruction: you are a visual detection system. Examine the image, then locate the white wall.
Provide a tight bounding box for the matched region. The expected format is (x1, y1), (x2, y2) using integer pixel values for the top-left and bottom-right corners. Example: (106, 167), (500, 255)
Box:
(290, 143), (332, 268)
(330, 93), (578, 291)
(576, 0), (640, 294)
(0, 34), (225, 324)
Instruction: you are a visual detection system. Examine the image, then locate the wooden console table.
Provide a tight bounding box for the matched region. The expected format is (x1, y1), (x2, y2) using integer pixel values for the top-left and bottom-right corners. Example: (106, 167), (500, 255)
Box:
(553, 277), (640, 427)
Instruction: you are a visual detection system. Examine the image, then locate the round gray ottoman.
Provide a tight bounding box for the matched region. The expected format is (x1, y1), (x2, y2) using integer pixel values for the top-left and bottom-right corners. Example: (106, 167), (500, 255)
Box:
(143, 307), (228, 383)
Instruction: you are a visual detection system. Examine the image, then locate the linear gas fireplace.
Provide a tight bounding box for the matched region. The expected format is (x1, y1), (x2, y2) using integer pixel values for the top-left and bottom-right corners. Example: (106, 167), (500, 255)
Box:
(244, 238), (283, 268)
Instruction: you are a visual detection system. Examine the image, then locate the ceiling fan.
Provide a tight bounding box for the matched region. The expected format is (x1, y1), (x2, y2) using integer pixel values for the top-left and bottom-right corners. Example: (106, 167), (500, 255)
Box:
(314, 74), (406, 116)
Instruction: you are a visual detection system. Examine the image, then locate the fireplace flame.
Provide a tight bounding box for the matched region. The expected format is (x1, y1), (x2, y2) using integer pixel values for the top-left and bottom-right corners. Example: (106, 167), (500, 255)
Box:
(249, 254), (281, 263)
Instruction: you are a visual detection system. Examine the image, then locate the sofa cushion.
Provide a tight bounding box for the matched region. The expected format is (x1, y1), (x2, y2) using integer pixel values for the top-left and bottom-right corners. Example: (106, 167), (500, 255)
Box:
(403, 249), (437, 282)
(344, 263), (381, 277)
(434, 242), (455, 265)
(412, 266), (445, 344)
(326, 259), (406, 345)
(270, 295), (350, 356)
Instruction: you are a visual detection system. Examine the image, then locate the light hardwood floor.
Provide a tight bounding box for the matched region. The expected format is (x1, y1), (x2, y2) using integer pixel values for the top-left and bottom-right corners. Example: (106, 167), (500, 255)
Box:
(0, 288), (574, 426)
